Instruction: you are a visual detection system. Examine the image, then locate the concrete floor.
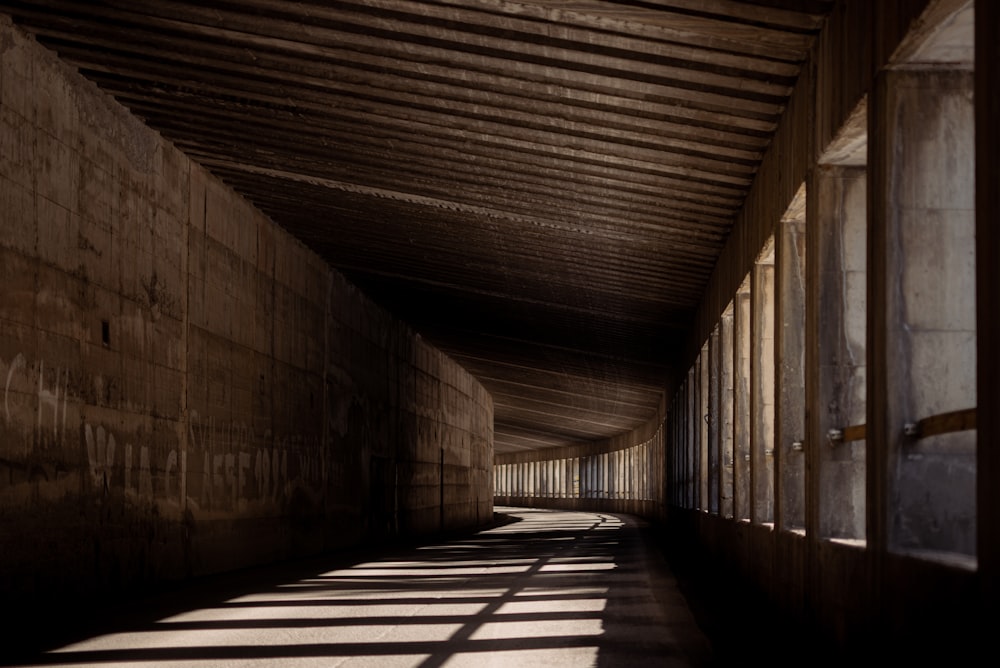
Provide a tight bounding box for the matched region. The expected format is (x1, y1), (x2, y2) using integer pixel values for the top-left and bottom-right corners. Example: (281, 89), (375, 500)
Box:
(3, 507), (721, 667)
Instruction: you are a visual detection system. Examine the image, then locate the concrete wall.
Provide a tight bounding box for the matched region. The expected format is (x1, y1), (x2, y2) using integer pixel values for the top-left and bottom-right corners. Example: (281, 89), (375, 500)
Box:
(0, 16), (492, 612)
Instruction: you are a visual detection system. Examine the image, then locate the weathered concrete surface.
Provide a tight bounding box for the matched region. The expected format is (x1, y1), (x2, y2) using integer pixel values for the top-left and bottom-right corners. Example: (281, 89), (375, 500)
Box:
(871, 67), (976, 557)
(776, 190), (806, 531)
(809, 164), (867, 541)
(3, 508), (713, 668)
(0, 16), (492, 618)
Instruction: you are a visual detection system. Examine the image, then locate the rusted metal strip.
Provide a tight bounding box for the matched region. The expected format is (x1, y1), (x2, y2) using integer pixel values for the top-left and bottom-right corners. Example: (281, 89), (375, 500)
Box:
(842, 424), (866, 442)
(913, 408), (977, 439)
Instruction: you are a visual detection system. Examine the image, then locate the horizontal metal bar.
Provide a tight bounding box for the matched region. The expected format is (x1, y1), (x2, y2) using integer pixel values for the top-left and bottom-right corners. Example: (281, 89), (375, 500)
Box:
(842, 424), (867, 442)
(906, 408), (977, 440)
(828, 424), (865, 445)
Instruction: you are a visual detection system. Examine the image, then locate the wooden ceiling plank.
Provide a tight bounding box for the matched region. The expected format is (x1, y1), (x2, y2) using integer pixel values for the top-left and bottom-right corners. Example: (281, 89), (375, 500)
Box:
(106, 80), (759, 181)
(45, 44), (759, 196)
(130, 108), (744, 232)
(428, 0), (813, 60)
(191, 0), (797, 97)
(328, 0), (803, 76)
(99, 0), (792, 103)
(99, 77), (752, 211)
(213, 168), (731, 260)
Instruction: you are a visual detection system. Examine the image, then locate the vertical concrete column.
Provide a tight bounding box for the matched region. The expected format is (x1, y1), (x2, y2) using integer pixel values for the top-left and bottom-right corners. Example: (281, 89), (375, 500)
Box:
(624, 449), (630, 500)
(566, 457), (581, 499)
(776, 191), (806, 531)
(698, 348), (709, 511)
(720, 306), (735, 519)
(708, 327), (720, 514)
(617, 450), (623, 500)
(870, 68), (976, 557)
(682, 380), (689, 507)
(586, 455), (598, 499)
(670, 399), (679, 506)
(577, 458), (584, 499)
(686, 369), (696, 508)
(635, 446), (641, 501)
(751, 243), (776, 524)
(610, 451), (616, 500)
(671, 397), (679, 506)
(589, 455), (596, 499)
(600, 453), (605, 499)
(622, 450), (628, 499)
(560, 458), (566, 498)
(976, 0), (1000, 607)
(734, 280), (752, 521)
(564, 458), (570, 498)
(588, 455), (595, 499)
(808, 164), (867, 541)
(637, 445), (642, 502)
(572, 457), (579, 497)
(553, 459), (559, 498)
(629, 446), (636, 500)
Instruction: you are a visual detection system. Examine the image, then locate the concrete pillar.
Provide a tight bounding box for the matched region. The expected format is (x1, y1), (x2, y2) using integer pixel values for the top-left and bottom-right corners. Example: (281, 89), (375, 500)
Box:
(734, 281), (752, 521)
(870, 68), (976, 557)
(720, 306), (735, 519)
(808, 164), (867, 541)
(671, 396), (679, 506)
(776, 189), (807, 531)
(708, 326), (721, 514)
(686, 368), (697, 508)
(751, 242), (776, 525)
(698, 346), (709, 511)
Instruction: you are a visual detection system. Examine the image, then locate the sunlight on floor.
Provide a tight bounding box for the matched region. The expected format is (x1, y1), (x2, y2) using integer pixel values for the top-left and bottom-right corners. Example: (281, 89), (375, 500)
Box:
(28, 508), (705, 668)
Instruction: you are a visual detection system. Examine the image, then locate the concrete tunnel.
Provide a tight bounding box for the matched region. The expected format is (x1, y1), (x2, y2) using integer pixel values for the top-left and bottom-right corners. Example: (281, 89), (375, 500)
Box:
(0, 0), (999, 663)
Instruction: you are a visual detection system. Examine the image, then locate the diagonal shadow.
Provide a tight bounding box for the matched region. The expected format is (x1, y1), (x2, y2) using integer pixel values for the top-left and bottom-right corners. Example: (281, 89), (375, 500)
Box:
(2, 507), (715, 668)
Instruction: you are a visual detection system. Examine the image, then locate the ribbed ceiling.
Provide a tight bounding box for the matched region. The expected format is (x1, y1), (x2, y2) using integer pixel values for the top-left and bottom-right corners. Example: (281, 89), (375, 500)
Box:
(2, 0), (834, 453)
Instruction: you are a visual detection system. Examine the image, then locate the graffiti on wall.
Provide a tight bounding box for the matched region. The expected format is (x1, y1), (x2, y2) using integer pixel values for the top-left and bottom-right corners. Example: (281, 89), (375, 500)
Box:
(1, 352), (326, 513)
(4, 353), (71, 452)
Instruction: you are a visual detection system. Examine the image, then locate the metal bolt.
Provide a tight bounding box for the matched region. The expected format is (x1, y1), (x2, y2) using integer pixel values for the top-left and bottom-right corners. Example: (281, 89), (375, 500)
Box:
(827, 428), (844, 445)
(791, 441), (804, 452)
(903, 422), (920, 437)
